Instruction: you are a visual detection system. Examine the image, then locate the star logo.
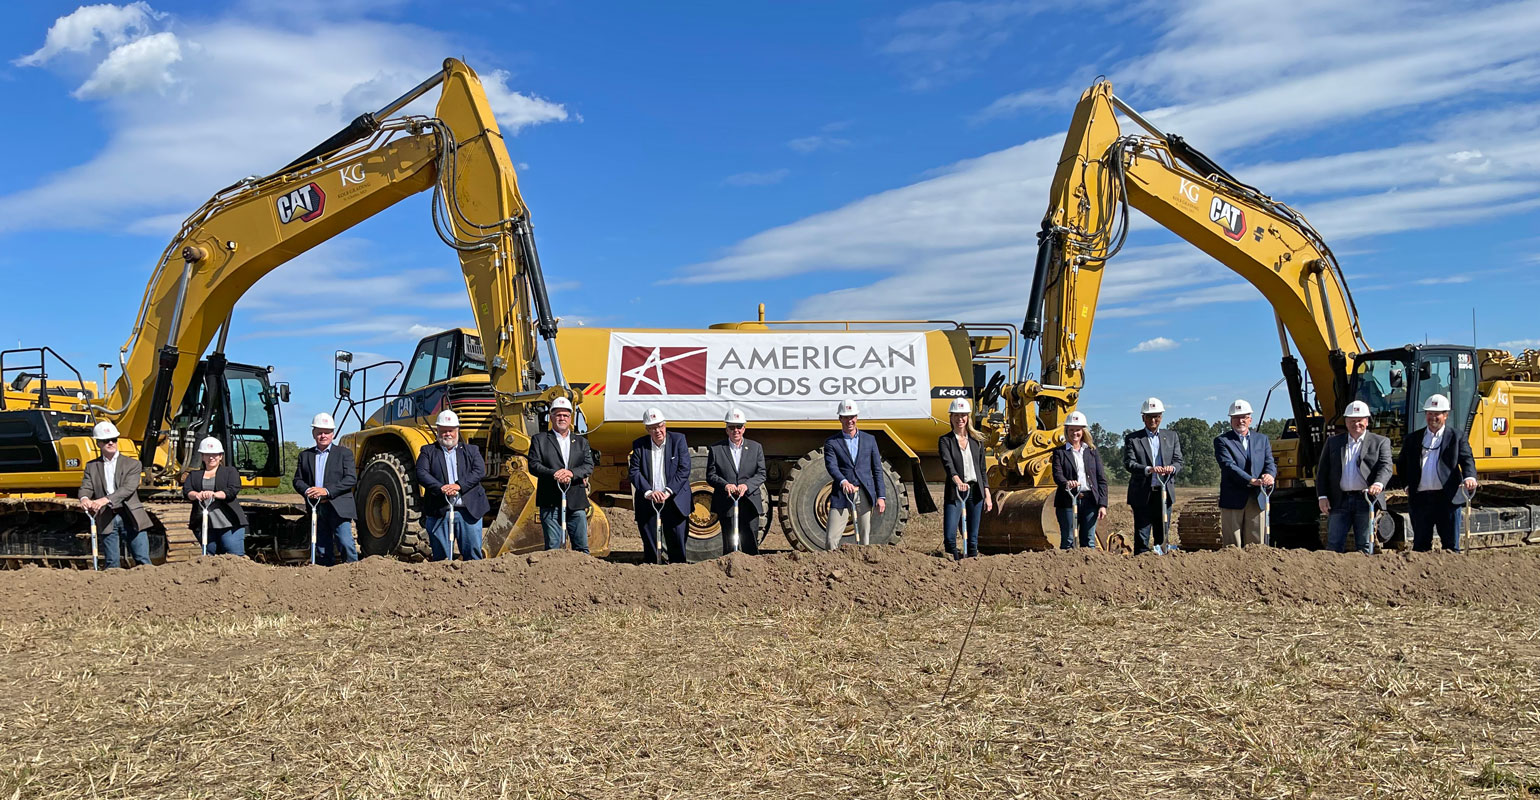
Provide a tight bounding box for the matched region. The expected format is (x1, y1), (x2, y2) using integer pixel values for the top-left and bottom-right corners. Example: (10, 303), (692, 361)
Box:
(619, 346), (708, 395)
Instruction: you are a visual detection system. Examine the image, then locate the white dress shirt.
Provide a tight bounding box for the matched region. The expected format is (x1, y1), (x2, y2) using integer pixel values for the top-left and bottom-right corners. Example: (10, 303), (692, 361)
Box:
(729, 442), (744, 472)
(1340, 434), (1368, 493)
(958, 436), (977, 483)
(1418, 428), (1446, 492)
(1068, 443), (1088, 494)
(554, 431), (572, 468)
(650, 441), (667, 496)
(102, 454), (118, 496)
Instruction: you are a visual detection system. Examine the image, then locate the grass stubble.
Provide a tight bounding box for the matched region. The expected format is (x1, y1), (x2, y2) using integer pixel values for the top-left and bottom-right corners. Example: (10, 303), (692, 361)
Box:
(0, 598), (1536, 799)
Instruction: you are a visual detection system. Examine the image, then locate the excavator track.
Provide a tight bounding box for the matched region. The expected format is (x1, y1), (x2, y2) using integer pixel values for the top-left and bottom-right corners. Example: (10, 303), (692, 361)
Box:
(1173, 495), (1224, 551)
(0, 494), (312, 568)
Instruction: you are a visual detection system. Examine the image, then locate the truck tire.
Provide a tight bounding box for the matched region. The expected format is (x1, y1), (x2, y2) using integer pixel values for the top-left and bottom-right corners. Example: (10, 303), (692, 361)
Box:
(684, 445), (770, 563)
(778, 447), (908, 551)
(356, 451), (431, 562)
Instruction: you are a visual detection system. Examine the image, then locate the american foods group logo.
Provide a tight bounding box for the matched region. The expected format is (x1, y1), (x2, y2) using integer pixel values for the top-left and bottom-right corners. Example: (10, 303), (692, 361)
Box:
(619, 346), (708, 395)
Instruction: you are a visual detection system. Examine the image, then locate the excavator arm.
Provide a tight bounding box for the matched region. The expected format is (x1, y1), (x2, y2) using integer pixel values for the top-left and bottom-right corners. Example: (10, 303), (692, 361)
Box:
(1003, 80), (1366, 478)
(92, 58), (566, 473)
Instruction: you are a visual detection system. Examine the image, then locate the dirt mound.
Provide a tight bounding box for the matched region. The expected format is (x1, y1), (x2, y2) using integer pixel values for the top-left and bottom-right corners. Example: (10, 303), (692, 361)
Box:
(3, 545), (1538, 622)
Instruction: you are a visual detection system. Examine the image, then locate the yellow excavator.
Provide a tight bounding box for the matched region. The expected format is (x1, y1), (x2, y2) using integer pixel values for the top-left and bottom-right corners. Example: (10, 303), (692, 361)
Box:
(0, 58), (591, 565)
(979, 80), (1540, 552)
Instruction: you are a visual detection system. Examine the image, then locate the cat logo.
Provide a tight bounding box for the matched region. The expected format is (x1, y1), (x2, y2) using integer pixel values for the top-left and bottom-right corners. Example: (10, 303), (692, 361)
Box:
(1493, 417), (1508, 435)
(276, 183), (326, 224)
(1209, 197), (1246, 241)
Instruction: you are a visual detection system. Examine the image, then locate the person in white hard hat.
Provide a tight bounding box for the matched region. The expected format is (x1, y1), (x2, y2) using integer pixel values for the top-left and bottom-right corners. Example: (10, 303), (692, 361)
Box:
(707, 408), (767, 556)
(629, 408), (692, 563)
(77, 420), (154, 568)
(293, 412), (359, 564)
(529, 396), (595, 553)
(182, 437), (249, 556)
(824, 399), (888, 550)
(1123, 397), (1183, 554)
(938, 397), (991, 560)
(415, 409), (489, 561)
(1316, 400), (1393, 554)
(1213, 399), (1276, 547)
(1050, 411), (1108, 549)
(1395, 393), (1477, 552)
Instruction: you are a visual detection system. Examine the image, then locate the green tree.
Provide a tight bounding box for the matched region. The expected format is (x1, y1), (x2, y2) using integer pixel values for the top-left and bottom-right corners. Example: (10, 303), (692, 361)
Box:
(250, 441), (303, 495)
(1091, 422), (1131, 484)
(1168, 417), (1222, 487)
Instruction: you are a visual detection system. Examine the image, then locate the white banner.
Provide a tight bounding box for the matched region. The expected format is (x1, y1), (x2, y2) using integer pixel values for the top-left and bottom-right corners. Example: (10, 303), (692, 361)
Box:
(603, 331), (932, 422)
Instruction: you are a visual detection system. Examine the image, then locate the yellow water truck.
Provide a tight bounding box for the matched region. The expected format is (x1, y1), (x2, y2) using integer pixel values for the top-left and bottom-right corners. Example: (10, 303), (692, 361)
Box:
(554, 310), (1017, 560)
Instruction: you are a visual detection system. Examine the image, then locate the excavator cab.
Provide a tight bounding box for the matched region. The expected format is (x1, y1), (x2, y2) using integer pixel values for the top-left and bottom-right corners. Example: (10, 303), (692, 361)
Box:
(168, 361), (287, 485)
(1350, 345), (1480, 448)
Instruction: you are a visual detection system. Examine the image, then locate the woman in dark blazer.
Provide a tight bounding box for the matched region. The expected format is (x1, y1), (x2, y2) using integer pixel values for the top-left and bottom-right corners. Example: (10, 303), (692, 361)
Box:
(182, 437), (249, 557)
(938, 398), (991, 559)
(1050, 411), (1108, 549)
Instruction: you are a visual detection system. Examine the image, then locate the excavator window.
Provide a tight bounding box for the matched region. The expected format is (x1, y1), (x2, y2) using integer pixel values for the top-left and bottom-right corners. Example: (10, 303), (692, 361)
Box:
(403, 336), (447, 394)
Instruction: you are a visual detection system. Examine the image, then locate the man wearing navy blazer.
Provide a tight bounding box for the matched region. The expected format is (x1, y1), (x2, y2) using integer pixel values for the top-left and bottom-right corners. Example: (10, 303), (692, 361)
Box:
(824, 399), (887, 549)
(293, 412), (358, 565)
(1395, 393), (1478, 552)
(1213, 398), (1276, 547)
(415, 410), (489, 561)
(628, 407), (691, 564)
(706, 408), (767, 556)
(1123, 397), (1183, 555)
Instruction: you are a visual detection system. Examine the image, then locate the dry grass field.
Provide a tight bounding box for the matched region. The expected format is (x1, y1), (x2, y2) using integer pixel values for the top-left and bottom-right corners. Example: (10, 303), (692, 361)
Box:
(1, 491), (1538, 798)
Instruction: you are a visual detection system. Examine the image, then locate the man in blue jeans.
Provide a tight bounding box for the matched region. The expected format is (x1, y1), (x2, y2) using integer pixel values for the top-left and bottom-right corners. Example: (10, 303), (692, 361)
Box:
(1316, 401), (1393, 554)
(293, 412), (358, 565)
(528, 397), (594, 552)
(78, 421), (155, 568)
(415, 410), (489, 561)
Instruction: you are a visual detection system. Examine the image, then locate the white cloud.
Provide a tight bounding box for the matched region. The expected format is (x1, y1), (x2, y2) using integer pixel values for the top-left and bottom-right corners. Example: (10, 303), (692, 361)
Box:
(1498, 339), (1540, 351)
(14, 1), (160, 66)
(674, 0), (1540, 333)
(3, 9), (572, 234)
(1414, 276), (1474, 286)
(723, 168), (789, 187)
(1130, 337), (1179, 353)
(877, 0), (1045, 88)
(788, 135), (850, 154)
(73, 31), (182, 98)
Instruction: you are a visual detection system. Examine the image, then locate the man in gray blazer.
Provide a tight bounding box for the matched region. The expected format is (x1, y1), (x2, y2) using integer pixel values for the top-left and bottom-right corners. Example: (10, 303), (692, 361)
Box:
(706, 408), (766, 556)
(77, 421), (155, 568)
(1316, 400), (1393, 554)
(1123, 397), (1183, 555)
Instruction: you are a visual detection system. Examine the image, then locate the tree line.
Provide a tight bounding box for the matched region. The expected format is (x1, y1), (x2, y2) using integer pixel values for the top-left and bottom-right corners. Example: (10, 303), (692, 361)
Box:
(1091, 418), (1288, 487)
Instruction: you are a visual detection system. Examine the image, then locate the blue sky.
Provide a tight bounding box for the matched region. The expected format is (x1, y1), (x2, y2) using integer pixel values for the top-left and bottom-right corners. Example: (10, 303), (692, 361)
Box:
(3, 0), (1539, 436)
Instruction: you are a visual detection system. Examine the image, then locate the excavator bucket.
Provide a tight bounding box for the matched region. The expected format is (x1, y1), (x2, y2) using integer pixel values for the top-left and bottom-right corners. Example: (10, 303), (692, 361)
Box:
(977, 487), (1056, 553)
(483, 457), (610, 557)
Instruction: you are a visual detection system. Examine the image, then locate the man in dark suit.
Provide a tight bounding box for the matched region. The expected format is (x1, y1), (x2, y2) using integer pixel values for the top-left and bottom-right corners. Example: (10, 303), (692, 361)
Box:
(1213, 399), (1277, 547)
(293, 412), (358, 565)
(824, 399), (887, 549)
(629, 408), (692, 564)
(1123, 397), (1184, 555)
(528, 396), (594, 553)
(1395, 393), (1477, 552)
(78, 421), (154, 568)
(706, 408), (766, 556)
(1316, 400), (1393, 554)
(415, 410), (489, 561)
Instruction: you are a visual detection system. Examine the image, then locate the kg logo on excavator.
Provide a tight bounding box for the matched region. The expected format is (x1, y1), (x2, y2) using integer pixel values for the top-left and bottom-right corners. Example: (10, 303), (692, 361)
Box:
(276, 182), (326, 224)
(1209, 197), (1245, 241)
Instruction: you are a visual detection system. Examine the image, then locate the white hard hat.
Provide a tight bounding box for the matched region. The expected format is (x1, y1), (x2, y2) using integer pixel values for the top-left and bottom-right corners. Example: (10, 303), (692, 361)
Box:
(1343, 400), (1371, 418)
(948, 398), (971, 415)
(1141, 397), (1165, 414)
(642, 408), (666, 426)
(198, 437), (224, 455)
(724, 408), (747, 425)
(1064, 411), (1089, 428)
(1423, 394), (1451, 412)
(550, 397), (574, 412)
(1228, 399), (1253, 417)
(435, 410), (460, 428)
(92, 421), (120, 440)
(837, 399), (859, 417)
(310, 412), (336, 430)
